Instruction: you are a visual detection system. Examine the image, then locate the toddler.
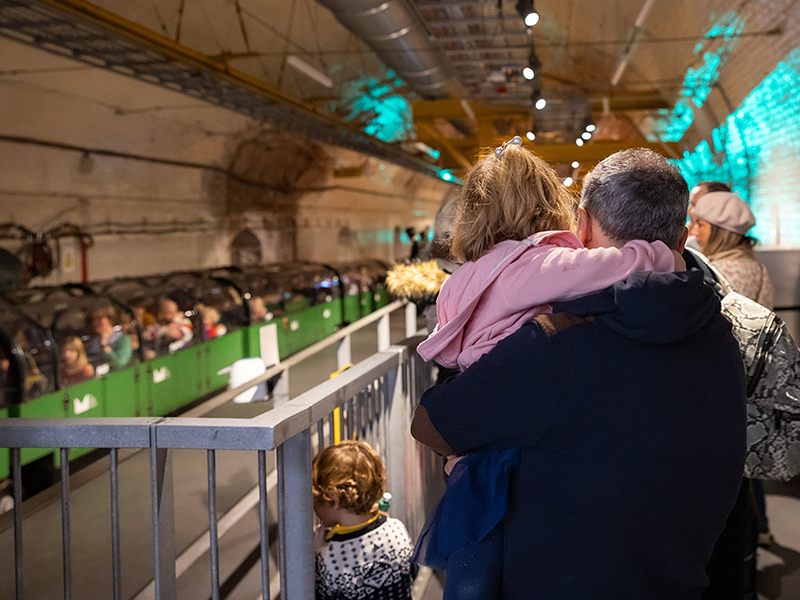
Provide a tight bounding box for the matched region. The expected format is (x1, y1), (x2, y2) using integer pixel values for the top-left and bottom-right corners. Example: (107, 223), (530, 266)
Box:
(60, 336), (94, 387)
(412, 137), (677, 599)
(313, 441), (414, 600)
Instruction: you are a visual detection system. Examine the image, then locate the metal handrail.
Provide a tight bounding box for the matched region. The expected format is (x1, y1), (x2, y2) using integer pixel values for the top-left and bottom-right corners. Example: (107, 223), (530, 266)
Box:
(181, 299), (412, 417)
(0, 327), (443, 600)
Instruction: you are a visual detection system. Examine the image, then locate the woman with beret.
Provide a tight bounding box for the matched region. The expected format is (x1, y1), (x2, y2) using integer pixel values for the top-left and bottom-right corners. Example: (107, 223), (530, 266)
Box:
(690, 189), (775, 556)
(690, 191), (774, 309)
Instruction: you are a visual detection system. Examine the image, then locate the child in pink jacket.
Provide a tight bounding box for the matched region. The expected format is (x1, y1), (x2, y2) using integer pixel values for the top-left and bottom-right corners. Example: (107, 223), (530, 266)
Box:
(411, 137), (676, 600)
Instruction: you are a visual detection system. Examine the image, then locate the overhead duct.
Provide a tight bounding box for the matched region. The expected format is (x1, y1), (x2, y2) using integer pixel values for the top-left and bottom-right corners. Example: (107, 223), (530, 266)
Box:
(316, 0), (464, 99)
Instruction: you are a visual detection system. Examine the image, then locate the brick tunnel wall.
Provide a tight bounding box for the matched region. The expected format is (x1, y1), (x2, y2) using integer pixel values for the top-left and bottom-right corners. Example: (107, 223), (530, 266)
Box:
(0, 36), (452, 286)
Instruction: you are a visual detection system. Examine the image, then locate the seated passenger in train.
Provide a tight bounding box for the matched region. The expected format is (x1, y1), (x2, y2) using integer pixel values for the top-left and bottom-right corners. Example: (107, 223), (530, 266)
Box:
(87, 307), (133, 371)
(15, 329), (48, 398)
(60, 336), (94, 386)
(249, 296), (268, 322)
(142, 298), (193, 355)
(312, 441), (414, 600)
(201, 306), (227, 339)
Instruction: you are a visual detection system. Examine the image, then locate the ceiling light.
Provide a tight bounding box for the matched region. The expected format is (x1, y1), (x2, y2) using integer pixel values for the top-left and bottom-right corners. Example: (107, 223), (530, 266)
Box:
(586, 124), (596, 132)
(564, 177), (574, 187)
(581, 131), (592, 140)
(522, 67), (535, 80)
(535, 98), (546, 110)
(285, 55), (333, 88)
(526, 131), (536, 141)
(576, 138), (584, 147)
(516, 0), (540, 27)
(572, 161), (580, 168)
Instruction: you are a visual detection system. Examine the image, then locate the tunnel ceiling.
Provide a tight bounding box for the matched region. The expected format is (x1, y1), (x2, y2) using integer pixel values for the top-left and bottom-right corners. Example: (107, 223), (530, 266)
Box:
(0, 0), (791, 176)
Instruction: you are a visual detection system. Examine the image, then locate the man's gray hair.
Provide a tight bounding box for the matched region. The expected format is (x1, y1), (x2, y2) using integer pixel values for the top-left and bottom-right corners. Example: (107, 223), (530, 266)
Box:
(581, 148), (689, 249)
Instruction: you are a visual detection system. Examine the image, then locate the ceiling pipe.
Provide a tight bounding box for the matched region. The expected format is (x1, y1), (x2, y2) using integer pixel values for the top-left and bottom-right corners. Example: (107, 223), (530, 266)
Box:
(610, 0), (657, 87)
(315, 0), (464, 99)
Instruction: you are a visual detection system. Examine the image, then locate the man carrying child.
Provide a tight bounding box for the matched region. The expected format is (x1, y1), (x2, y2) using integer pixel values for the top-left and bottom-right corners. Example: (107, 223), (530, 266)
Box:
(412, 148), (747, 600)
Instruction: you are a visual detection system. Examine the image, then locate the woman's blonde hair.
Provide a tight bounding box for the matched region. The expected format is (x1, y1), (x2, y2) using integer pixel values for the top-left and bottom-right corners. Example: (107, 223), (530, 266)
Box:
(703, 224), (757, 258)
(450, 143), (578, 263)
(62, 336), (90, 371)
(312, 441), (385, 514)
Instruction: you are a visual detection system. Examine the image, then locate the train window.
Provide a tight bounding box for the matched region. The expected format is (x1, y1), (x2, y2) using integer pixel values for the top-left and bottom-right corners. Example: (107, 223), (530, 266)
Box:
(14, 322), (56, 399)
(198, 280), (247, 341)
(140, 296), (199, 359)
(52, 302), (137, 385)
(0, 340), (20, 406)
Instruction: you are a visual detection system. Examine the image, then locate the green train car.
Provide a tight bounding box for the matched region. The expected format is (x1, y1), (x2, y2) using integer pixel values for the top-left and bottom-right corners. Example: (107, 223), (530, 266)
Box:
(0, 261), (390, 503)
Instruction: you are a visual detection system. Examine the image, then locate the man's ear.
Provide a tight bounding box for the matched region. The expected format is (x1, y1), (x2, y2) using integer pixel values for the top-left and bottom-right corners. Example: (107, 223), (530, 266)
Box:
(578, 206), (592, 247)
(675, 226), (689, 253)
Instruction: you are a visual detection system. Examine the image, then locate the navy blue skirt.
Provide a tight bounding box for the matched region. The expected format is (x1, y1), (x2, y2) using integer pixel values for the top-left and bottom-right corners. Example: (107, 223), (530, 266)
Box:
(411, 448), (521, 570)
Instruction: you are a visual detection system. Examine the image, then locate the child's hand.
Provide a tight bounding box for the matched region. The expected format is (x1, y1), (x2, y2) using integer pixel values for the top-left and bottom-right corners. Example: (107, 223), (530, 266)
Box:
(313, 524), (327, 551)
(672, 249), (687, 272)
(445, 454), (463, 476)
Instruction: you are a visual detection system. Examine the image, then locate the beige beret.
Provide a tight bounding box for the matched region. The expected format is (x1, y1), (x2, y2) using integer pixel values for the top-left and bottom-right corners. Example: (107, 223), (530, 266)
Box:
(694, 191), (756, 235)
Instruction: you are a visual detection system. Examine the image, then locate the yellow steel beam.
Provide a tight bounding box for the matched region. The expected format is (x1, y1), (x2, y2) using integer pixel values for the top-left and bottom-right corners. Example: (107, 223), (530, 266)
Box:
(589, 91), (670, 112)
(415, 131), (680, 168)
(417, 123), (473, 170)
(413, 98), (530, 121)
(525, 140), (681, 164)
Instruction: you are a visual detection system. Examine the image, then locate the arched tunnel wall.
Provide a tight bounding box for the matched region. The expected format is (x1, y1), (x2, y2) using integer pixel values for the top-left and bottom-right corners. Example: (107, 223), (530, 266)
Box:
(0, 37), (453, 285)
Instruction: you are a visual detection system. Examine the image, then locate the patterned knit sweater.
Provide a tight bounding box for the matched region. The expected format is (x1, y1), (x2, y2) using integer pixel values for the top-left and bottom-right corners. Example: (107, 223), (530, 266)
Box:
(315, 515), (413, 600)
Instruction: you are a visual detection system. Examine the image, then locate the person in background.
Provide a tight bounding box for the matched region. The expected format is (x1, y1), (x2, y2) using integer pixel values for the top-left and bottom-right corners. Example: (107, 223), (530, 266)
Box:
(87, 307), (133, 370)
(60, 336), (94, 386)
(690, 191), (774, 308)
(689, 181), (732, 225)
(690, 189), (775, 583)
(312, 440), (414, 600)
(143, 298), (193, 355)
(201, 306), (227, 339)
(249, 296), (268, 322)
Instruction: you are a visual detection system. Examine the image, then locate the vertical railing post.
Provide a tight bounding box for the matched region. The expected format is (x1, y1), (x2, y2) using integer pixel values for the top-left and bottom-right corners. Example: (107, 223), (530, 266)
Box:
(12, 447), (23, 600)
(150, 435), (177, 600)
(384, 353), (409, 527)
(60, 448), (72, 600)
(337, 335), (352, 370)
(277, 428), (314, 600)
(377, 313), (390, 351)
(405, 302), (417, 338)
(273, 371), (290, 406)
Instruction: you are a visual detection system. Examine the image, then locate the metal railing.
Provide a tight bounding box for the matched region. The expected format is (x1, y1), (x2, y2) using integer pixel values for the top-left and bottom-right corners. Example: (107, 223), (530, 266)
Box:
(0, 303), (445, 600)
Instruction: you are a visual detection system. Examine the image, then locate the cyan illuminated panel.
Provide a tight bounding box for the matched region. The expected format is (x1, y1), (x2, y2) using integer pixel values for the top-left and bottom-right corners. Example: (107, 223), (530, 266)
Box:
(651, 12), (745, 142)
(332, 71), (414, 143)
(675, 48), (800, 247)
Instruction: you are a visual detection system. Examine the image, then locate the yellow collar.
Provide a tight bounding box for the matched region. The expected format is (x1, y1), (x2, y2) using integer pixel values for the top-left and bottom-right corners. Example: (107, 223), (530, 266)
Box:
(325, 512), (381, 541)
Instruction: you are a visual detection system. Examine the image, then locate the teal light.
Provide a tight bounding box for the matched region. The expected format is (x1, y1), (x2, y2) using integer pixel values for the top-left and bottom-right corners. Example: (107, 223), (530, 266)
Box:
(431, 149), (441, 159)
(441, 171), (452, 181)
(651, 12), (745, 142)
(329, 72), (414, 143)
(674, 47), (800, 246)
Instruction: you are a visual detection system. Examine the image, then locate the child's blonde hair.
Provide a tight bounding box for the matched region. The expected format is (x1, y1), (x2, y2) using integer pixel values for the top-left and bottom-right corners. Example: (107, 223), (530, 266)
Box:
(312, 441), (386, 514)
(450, 143), (578, 263)
(62, 336), (90, 370)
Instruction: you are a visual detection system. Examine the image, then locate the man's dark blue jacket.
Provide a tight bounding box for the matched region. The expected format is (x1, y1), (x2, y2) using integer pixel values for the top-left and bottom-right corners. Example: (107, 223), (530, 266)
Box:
(412, 270), (747, 600)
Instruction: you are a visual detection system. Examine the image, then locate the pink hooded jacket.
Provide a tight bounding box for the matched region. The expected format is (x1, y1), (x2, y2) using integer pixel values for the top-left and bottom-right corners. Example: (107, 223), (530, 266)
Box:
(417, 231), (675, 371)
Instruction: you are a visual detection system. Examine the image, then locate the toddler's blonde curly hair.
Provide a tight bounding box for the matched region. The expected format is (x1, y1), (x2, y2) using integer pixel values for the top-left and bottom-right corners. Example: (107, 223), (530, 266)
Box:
(312, 441), (386, 514)
(450, 143), (578, 263)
